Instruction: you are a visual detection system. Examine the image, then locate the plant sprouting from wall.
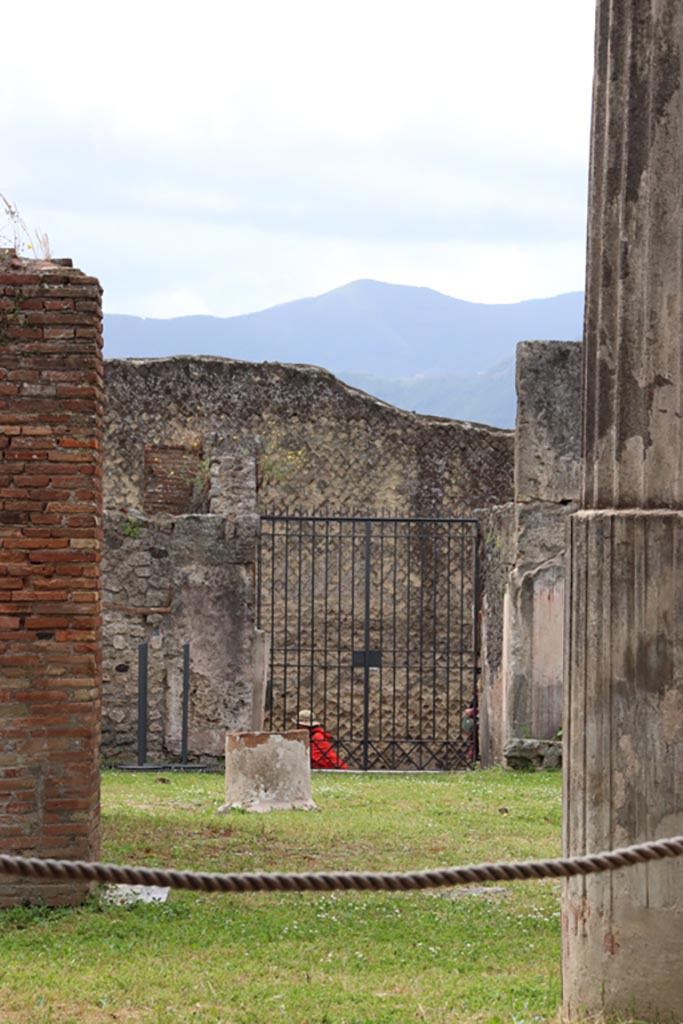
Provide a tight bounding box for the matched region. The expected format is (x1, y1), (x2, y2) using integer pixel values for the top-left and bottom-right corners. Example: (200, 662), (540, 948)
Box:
(1, 192), (51, 259)
(122, 517), (144, 540)
(257, 425), (306, 489)
(189, 456), (212, 512)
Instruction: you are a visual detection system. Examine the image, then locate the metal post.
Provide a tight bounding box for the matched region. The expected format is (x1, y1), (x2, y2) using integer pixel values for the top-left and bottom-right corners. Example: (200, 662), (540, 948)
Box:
(362, 520), (372, 771)
(137, 641), (148, 767)
(181, 642), (190, 764)
(472, 522), (480, 763)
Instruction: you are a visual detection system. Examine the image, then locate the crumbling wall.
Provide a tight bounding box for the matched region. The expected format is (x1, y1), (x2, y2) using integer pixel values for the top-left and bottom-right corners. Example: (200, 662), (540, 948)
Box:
(102, 508), (260, 764)
(505, 341), (582, 751)
(104, 357), (514, 518)
(101, 357), (513, 764)
(478, 341), (582, 765)
(0, 252), (103, 906)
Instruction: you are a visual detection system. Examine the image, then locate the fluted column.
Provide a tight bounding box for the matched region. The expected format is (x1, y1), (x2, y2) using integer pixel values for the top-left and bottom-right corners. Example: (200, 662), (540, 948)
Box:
(582, 0), (683, 509)
(563, 1), (683, 1018)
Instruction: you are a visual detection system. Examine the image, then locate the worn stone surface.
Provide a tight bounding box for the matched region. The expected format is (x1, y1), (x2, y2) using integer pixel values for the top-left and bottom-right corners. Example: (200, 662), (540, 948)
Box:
(479, 342), (581, 765)
(476, 502), (516, 767)
(0, 253), (103, 906)
(582, 4), (683, 512)
(250, 630), (270, 731)
(564, 512), (683, 1019)
(504, 342), (582, 746)
(104, 357), (514, 518)
(505, 561), (566, 742)
(515, 341), (583, 506)
(514, 500), (576, 570)
(564, 3), (683, 1017)
(503, 737), (561, 771)
(101, 355), (514, 768)
(103, 511), (259, 763)
(220, 730), (316, 812)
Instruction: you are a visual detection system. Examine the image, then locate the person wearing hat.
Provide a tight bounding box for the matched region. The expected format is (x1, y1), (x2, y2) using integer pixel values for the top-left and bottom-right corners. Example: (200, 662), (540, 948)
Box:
(297, 709), (349, 770)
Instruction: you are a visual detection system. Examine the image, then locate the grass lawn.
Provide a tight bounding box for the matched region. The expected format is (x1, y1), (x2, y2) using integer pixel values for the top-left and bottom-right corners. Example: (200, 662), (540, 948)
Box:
(0, 768), (565, 1024)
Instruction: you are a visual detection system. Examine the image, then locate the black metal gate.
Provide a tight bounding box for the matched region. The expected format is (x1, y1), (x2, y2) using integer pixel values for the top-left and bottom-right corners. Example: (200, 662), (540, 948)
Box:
(257, 515), (479, 770)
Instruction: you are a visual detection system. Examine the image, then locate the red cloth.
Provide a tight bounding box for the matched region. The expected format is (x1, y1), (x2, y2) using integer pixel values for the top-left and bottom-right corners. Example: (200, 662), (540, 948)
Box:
(309, 725), (348, 769)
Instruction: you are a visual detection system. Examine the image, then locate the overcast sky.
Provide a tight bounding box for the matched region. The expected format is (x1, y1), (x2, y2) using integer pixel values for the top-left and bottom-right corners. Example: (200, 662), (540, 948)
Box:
(2, 1), (596, 318)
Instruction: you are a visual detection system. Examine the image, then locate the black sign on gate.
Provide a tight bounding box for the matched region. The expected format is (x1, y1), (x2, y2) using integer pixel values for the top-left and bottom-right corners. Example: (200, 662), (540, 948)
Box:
(257, 514), (479, 771)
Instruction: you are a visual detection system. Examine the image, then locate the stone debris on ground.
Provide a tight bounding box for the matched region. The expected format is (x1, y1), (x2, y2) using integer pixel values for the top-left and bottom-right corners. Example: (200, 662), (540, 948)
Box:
(101, 885), (170, 906)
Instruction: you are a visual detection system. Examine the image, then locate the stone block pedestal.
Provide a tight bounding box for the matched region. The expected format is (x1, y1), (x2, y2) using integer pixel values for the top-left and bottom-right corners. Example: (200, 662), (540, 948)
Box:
(563, 510), (683, 1019)
(219, 730), (317, 813)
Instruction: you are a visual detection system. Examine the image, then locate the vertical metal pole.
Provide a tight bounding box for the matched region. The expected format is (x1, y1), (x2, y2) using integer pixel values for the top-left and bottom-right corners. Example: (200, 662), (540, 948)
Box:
(418, 524), (425, 768)
(459, 522), (466, 763)
(405, 521), (412, 739)
(323, 519), (330, 730)
(472, 521), (480, 763)
(309, 518), (316, 719)
(181, 642), (190, 765)
(256, 517), (263, 629)
(431, 523), (438, 746)
(362, 520), (372, 771)
(444, 523), (453, 748)
(392, 521), (398, 759)
(336, 520), (343, 745)
(296, 518), (304, 721)
(268, 517), (276, 729)
(282, 517), (290, 728)
(350, 519), (357, 742)
(137, 641), (148, 767)
(378, 519), (385, 750)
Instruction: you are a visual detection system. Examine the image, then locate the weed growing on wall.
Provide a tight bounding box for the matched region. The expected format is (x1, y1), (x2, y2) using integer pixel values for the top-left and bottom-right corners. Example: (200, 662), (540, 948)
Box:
(189, 456), (212, 508)
(0, 286), (25, 344)
(257, 424), (306, 488)
(122, 517), (145, 540)
(0, 192), (51, 258)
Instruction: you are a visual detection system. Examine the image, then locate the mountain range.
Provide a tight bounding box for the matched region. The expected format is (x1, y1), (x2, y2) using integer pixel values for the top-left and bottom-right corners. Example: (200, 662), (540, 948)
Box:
(103, 279), (584, 428)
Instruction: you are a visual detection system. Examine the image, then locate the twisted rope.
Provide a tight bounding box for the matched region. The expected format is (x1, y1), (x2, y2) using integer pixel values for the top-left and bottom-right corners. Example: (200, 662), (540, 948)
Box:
(1, 836), (682, 894)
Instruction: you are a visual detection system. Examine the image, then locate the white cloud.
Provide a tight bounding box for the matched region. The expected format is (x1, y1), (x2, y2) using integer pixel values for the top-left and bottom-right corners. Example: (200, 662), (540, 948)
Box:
(2, 0), (596, 315)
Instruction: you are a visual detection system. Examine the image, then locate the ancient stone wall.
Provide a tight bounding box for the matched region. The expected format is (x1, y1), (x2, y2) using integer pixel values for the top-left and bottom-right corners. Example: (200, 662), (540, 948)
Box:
(104, 357), (514, 518)
(0, 252), (103, 906)
(478, 341), (582, 765)
(504, 341), (582, 745)
(102, 506), (261, 765)
(101, 357), (513, 764)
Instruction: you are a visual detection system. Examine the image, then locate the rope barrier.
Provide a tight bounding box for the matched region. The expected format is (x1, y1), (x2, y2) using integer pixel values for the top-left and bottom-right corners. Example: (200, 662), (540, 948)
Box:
(1, 836), (683, 895)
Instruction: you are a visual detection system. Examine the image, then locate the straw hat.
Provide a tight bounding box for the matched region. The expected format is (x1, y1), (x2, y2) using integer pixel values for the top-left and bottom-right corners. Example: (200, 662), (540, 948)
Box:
(297, 709), (319, 727)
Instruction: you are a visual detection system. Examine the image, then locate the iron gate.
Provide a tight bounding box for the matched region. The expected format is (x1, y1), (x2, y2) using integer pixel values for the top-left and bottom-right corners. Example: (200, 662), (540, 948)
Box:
(257, 515), (479, 770)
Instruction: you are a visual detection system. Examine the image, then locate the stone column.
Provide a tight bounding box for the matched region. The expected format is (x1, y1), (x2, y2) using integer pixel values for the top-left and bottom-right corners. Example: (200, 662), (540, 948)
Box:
(505, 341), (582, 751)
(0, 253), (103, 906)
(563, 2), (683, 1018)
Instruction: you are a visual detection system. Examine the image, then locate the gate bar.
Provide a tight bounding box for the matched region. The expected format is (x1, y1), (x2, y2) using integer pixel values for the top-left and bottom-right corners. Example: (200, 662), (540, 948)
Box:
(472, 522), (480, 762)
(137, 642), (148, 767)
(362, 520), (372, 771)
(260, 514), (479, 524)
(181, 642), (190, 764)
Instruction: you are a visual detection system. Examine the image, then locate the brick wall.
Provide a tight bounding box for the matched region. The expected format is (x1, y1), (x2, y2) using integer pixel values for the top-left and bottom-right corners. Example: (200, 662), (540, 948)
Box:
(0, 251), (103, 906)
(143, 443), (204, 514)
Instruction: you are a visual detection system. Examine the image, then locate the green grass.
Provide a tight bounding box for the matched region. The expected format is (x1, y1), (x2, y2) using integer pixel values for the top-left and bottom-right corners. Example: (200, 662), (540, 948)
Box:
(0, 769), (564, 1024)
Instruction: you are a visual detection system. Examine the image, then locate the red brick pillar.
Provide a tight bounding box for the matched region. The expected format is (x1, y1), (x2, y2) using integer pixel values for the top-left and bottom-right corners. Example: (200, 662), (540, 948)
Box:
(0, 251), (103, 906)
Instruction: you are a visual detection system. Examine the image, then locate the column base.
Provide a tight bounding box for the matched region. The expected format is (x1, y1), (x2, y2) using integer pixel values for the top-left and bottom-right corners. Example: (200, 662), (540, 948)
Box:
(563, 510), (683, 1020)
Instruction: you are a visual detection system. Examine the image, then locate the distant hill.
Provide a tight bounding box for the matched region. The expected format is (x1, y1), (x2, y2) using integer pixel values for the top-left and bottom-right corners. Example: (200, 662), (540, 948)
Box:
(103, 279), (583, 427)
(340, 358), (517, 429)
